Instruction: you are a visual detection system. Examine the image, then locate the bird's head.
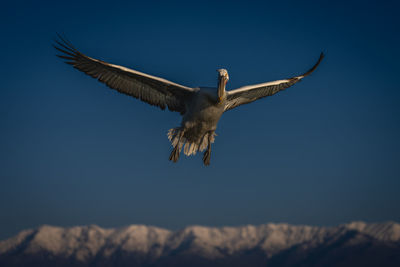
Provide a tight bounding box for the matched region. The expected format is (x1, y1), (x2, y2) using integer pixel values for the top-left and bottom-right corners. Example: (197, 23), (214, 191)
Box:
(217, 69), (229, 102)
(218, 69), (229, 82)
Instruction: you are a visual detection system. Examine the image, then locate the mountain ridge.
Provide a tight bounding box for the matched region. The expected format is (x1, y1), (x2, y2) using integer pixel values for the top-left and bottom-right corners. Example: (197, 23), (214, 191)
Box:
(1, 222), (399, 267)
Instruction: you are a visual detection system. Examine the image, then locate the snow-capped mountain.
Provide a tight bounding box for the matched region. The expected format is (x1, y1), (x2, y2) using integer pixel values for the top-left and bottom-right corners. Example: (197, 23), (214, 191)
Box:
(1, 222), (399, 267)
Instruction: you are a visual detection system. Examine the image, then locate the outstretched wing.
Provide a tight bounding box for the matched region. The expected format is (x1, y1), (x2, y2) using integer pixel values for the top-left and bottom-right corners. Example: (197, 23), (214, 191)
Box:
(224, 53), (324, 111)
(54, 36), (196, 114)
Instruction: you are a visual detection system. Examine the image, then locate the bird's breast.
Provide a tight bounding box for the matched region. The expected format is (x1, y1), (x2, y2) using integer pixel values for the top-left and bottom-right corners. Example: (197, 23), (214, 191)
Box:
(182, 92), (224, 129)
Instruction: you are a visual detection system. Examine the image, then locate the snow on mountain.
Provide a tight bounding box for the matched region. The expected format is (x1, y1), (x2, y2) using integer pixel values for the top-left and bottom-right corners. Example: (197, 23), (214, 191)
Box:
(343, 221), (400, 242)
(0, 222), (399, 266)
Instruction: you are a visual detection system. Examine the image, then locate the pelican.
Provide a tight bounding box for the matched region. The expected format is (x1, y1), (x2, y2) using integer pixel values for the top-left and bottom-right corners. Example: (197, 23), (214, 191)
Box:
(54, 36), (324, 166)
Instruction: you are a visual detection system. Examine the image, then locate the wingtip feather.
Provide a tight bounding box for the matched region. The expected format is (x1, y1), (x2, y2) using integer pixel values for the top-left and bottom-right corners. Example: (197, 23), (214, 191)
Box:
(301, 52), (324, 77)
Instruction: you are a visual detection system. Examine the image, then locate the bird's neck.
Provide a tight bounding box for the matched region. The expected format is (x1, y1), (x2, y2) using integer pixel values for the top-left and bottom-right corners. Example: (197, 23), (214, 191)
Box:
(217, 77), (227, 102)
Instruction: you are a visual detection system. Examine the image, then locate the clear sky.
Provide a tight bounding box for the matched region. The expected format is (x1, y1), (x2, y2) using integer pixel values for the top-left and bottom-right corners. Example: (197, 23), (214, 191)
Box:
(1, 0), (399, 240)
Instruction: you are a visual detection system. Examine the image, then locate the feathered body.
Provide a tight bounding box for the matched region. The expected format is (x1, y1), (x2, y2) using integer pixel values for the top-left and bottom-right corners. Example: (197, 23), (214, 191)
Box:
(168, 88), (224, 157)
(54, 35), (323, 165)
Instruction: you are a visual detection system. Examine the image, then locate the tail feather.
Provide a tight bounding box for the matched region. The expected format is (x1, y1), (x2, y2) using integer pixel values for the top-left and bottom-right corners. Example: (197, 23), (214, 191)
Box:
(168, 128), (216, 156)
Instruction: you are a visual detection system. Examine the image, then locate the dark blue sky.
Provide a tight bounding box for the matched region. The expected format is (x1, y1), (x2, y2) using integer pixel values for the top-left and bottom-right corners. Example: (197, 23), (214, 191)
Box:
(1, 0), (399, 240)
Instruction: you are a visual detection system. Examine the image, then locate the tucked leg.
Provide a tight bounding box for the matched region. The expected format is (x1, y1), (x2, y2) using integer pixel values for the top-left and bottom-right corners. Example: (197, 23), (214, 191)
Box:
(202, 132), (213, 166)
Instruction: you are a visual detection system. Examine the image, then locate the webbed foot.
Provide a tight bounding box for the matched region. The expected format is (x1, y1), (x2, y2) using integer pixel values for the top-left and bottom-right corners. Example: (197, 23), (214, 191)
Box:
(202, 149), (211, 166)
(169, 145), (180, 163)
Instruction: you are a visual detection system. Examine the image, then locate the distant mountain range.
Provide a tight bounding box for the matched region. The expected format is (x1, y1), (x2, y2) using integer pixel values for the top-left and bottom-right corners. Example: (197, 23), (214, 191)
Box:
(1, 222), (400, 267)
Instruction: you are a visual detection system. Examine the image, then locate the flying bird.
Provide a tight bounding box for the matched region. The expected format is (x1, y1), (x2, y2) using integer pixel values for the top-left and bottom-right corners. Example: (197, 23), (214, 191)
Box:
(54, 36), (324, 166)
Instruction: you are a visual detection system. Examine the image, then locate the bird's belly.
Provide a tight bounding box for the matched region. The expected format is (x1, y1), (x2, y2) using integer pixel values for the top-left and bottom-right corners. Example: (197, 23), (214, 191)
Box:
(181, 104), (223, 142)
(195, 105), (222, 123)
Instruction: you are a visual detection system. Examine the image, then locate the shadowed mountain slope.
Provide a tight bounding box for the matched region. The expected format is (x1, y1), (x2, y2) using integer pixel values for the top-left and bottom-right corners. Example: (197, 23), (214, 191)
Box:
(1, 222), (399, 267)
